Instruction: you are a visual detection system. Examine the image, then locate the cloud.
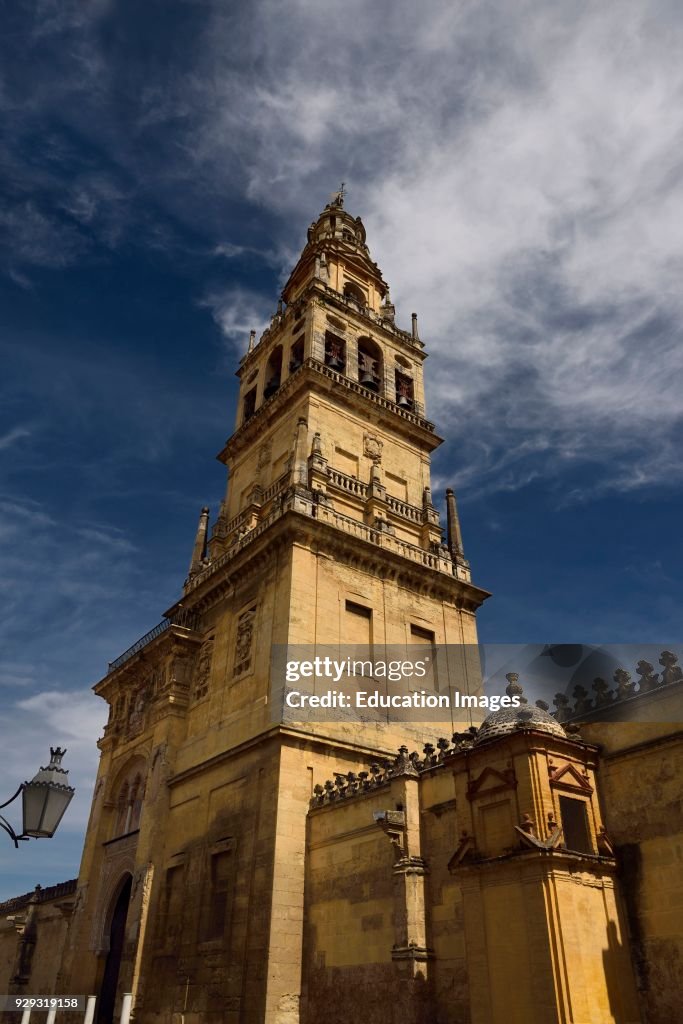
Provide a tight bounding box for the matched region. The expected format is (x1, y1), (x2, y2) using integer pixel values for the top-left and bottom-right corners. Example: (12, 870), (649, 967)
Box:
(0, 3), (680, 516)
(177, 0), (683, 499)
(214, 242), (247, 259)
(12, 690), (106, 833)
(0, 426), (31, 450)
(0, 685), (105, 900)
(0, 201), (89, 269)
(201, 285), (272, 351)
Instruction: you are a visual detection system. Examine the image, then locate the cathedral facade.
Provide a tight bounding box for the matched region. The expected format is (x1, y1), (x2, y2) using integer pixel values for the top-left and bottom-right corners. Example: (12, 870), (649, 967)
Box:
(1, 198), (682, 1024)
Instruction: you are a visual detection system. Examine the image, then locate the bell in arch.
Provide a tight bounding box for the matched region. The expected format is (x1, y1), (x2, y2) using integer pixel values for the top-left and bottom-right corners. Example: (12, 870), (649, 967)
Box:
(264, 375), (280, 398)
(325, 339), (345, 370)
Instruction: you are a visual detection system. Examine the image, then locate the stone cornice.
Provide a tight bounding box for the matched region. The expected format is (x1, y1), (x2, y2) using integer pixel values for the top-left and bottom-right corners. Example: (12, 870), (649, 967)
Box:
(180, 503), (489, 614)
(167, 724), (403, 788)
(94, 625), (202, 697)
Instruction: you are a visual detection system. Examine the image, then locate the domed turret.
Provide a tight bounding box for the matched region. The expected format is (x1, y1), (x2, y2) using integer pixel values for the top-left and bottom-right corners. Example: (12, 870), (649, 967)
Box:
(282, 186), (388, 309)
(306, 193), (369, 252)
(475, 673), (567, 746)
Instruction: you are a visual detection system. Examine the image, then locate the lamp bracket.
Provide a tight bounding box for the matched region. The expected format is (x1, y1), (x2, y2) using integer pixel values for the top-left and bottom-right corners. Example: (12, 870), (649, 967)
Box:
(0, 813), (29, 848)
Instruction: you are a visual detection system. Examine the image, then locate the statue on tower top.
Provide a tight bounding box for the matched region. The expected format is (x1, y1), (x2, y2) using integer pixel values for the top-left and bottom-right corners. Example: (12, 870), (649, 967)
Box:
(329, 182), (346, 208)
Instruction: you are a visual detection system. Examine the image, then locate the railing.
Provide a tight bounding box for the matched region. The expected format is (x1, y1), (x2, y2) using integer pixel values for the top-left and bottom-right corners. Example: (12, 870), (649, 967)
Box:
(185, 483), (457, 596)
(221, 507), (251, 537)
(107, 609), (199, 673)
(386, 495), (423, 523)
(186, 504), (285, 592)
(387, 535), (442, 570)
(315, 505), (381, 544)
(328, 468), (368, 498)
(326, 468), (424, 525)
(314, 505), (449, 573)
(261, 470), (290, 503)
(214, 473), (290, 540)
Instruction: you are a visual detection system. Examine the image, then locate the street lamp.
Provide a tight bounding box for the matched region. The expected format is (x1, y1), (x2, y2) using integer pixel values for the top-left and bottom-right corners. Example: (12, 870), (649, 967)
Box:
(0, 748), (75, 847)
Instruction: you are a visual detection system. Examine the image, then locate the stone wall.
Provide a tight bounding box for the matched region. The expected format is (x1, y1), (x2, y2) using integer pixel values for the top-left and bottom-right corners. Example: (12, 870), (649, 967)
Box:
(582, 722), (683, 1024)
(0, 881), (75, 997)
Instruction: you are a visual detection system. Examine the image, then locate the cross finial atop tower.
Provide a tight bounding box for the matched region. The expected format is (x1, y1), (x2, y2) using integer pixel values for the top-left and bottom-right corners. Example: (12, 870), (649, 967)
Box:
(329, 182), (346, 207)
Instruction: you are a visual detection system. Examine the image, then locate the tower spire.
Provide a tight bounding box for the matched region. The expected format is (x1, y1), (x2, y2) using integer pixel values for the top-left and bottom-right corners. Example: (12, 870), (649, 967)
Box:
(188, 506), (210, 577)
(446, 488), (465, 561)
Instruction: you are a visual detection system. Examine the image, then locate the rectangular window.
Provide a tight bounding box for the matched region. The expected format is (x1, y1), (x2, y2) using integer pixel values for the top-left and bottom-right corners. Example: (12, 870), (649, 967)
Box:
(160, 864), (185, 949)
(202, 849), (234, 942)
(345, 600), (372, 645)
(410, 624), (438, 691)
(559, 796), (593, 854)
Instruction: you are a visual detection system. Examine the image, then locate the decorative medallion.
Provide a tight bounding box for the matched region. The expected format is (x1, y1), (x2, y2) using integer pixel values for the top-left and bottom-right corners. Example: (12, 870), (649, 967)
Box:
(257, 440), (272, 471)
(363, 433), (383, 465)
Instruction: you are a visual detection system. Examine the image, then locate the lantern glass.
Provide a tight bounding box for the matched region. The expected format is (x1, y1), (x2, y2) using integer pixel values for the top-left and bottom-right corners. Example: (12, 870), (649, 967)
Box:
(22, 783), (73, 838)
(21, 748), (75, 839)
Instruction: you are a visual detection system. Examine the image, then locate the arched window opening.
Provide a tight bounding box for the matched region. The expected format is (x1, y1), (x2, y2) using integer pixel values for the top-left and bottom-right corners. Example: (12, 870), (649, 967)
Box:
(343, 281), (367, 307)
(324, 331), (345, 372)
(395, 370), (414, 409)
(289, 335), (304, 373)
(129, 775), (143, 831)
(113, 768), (145, 838)
(242, 386), (257, 423)
(357, 337), (382, 393)
(264, 346), (283, 399)
(114, 782), (129, 836)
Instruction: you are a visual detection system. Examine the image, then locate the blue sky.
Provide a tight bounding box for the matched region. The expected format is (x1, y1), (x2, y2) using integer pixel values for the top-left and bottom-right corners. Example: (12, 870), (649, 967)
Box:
(1, 0), (682, 898)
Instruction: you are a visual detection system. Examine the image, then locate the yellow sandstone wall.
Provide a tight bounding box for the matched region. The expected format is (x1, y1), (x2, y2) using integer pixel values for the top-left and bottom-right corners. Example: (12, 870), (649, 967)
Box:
(582, 722), (683, 1024)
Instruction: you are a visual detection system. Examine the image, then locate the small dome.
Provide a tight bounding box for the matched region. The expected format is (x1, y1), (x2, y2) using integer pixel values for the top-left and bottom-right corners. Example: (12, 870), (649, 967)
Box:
(306, 188), (368, 249)
(475, 674), (567, 746)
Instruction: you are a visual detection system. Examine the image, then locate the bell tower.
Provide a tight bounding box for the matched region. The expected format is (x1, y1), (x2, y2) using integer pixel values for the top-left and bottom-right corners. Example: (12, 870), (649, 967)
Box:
(206, 188), (481, 630)
(60, 193), (490, 1024)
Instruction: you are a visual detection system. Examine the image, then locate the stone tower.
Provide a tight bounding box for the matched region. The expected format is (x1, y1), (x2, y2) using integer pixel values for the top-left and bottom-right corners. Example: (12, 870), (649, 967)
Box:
(58, 194), (489, 1024)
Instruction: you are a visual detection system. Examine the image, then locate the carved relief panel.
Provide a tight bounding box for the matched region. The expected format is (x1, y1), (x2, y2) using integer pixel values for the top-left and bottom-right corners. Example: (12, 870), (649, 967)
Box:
(234, 606), (256, 676)
(191, 637), (214, 702)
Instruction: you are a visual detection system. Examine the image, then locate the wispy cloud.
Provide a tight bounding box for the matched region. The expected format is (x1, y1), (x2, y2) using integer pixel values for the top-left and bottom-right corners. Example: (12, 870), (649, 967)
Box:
(0, 685), (105, 900)
(177, 0), (683, 498)
(201, 285), (272, 351)
(0, 426), (31, 450)
(11, 0), (681, 501)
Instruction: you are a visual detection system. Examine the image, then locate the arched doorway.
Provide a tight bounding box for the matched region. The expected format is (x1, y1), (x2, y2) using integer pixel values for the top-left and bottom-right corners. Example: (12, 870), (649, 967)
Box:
(98, 875), (132, 1024)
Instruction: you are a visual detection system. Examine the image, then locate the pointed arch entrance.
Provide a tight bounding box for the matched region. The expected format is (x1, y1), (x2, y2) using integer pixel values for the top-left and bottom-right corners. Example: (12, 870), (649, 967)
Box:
(98, 874), (132, 1024)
